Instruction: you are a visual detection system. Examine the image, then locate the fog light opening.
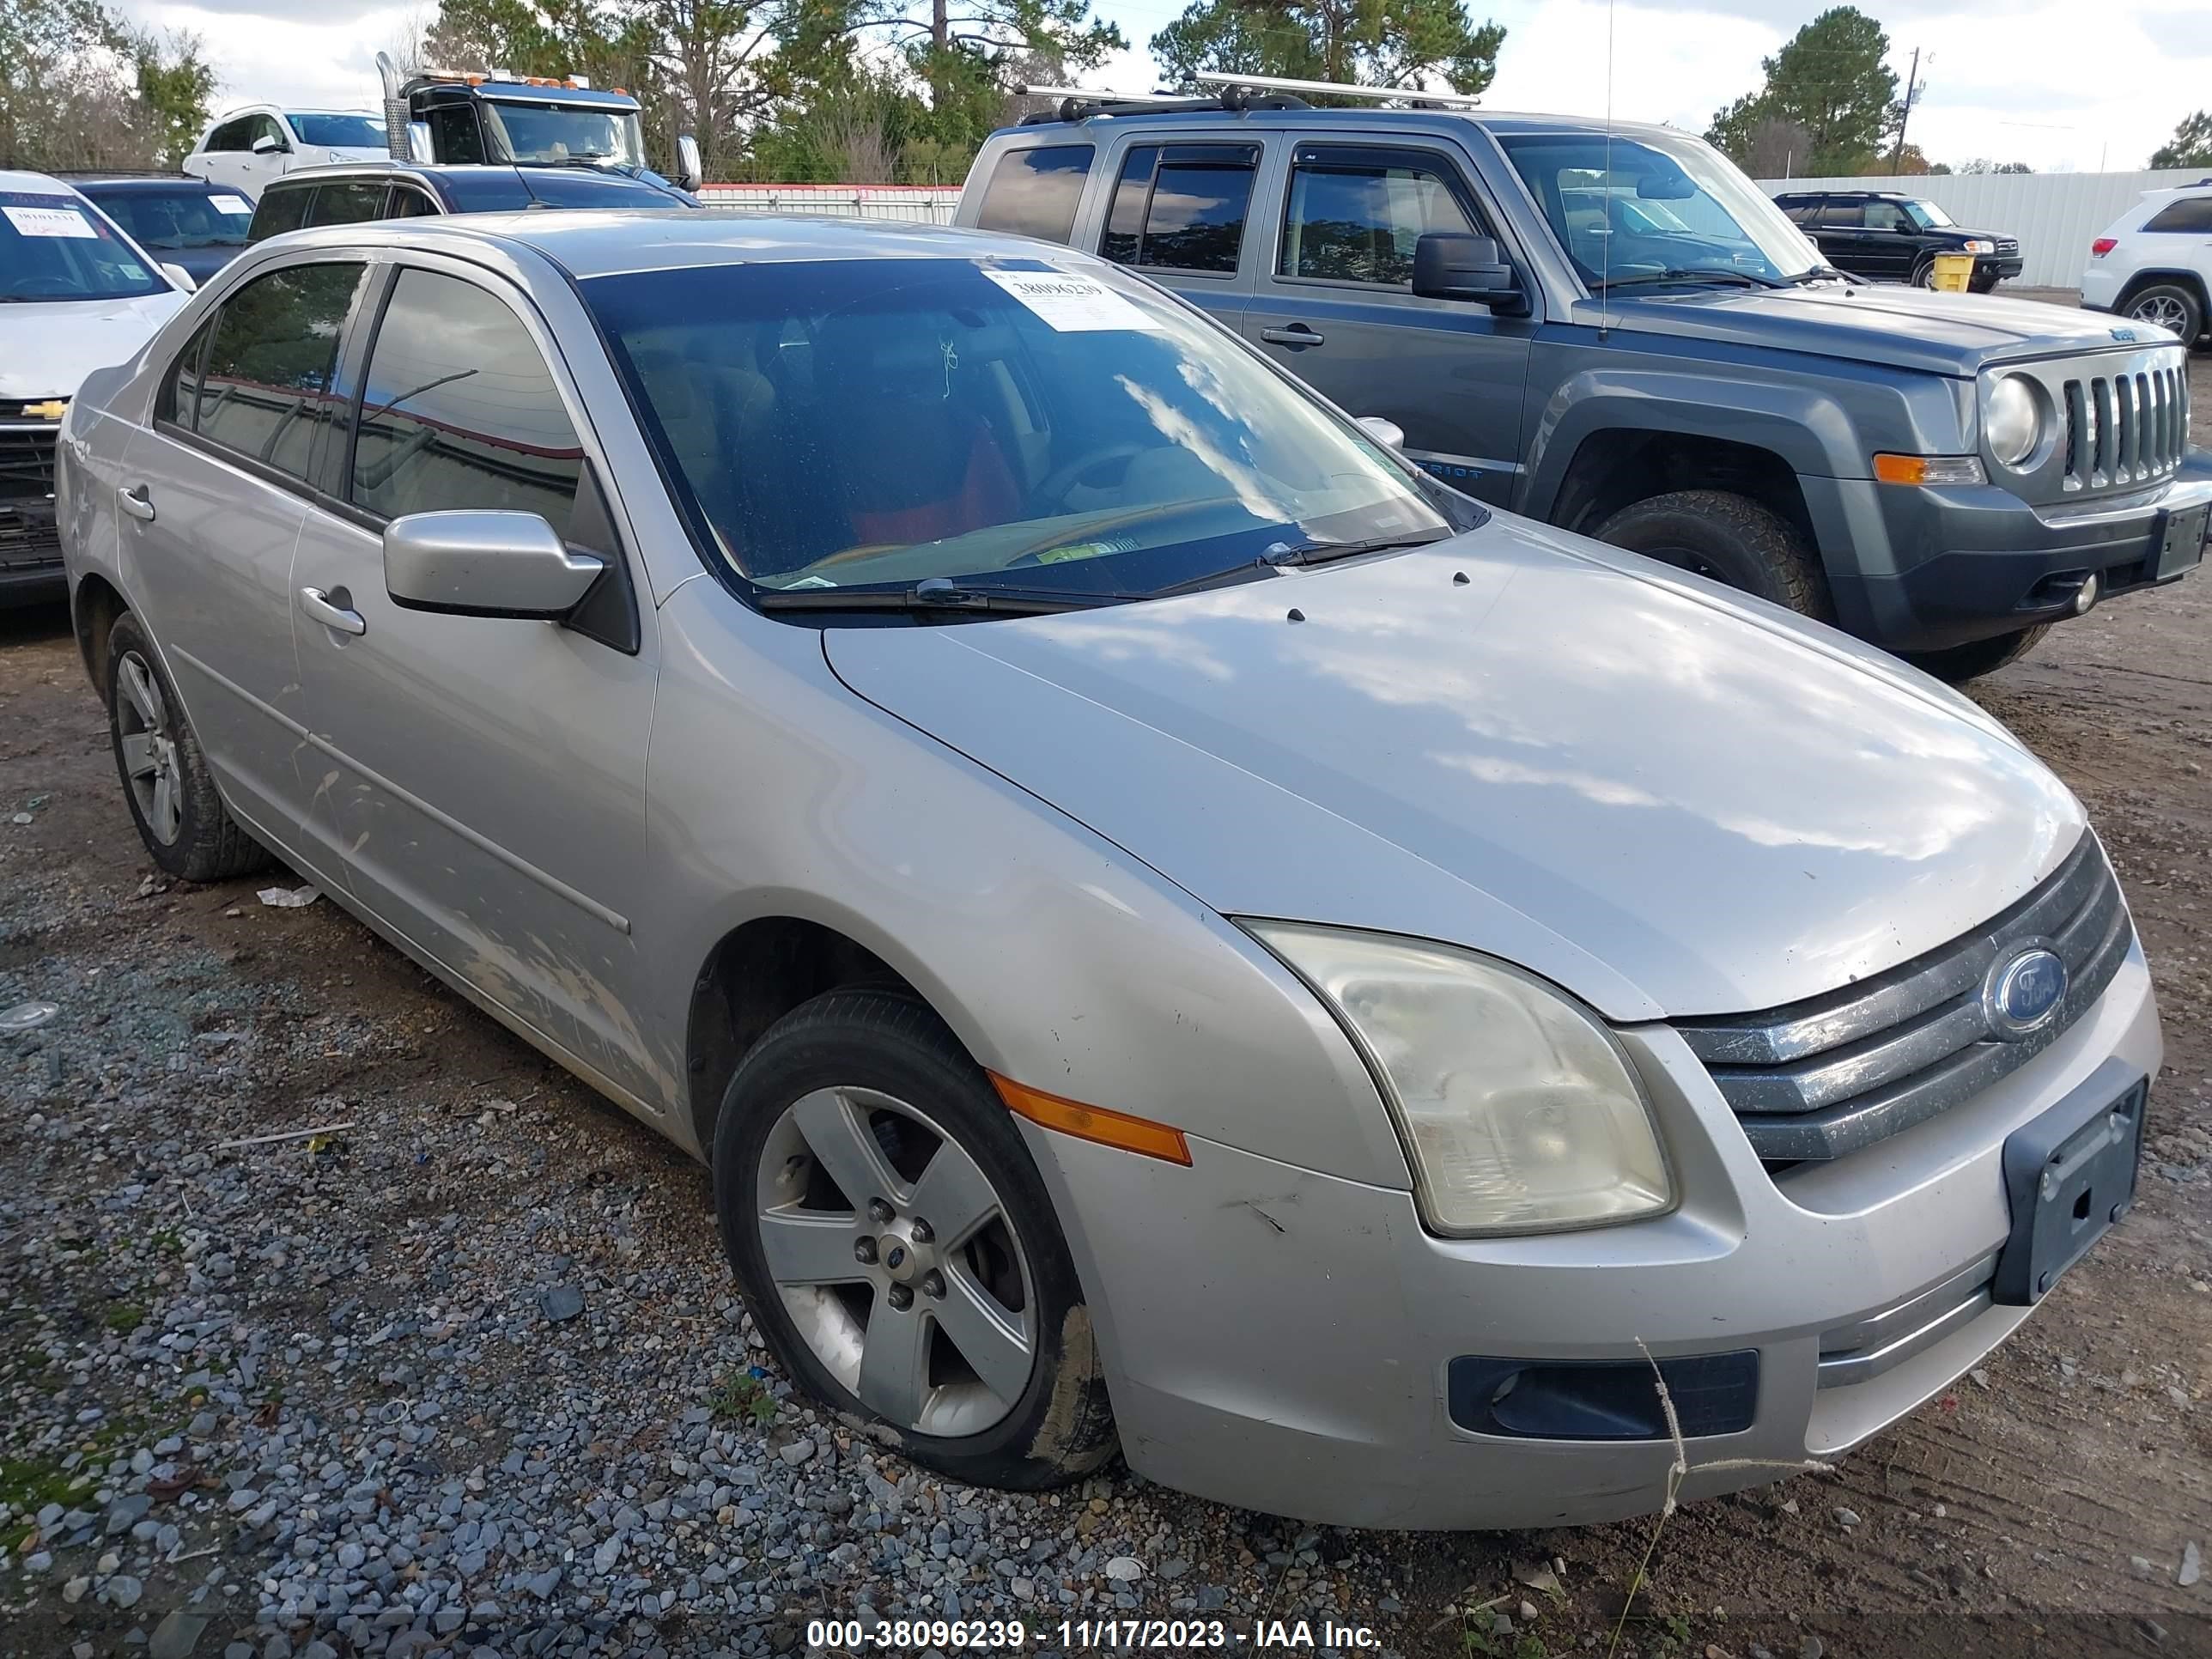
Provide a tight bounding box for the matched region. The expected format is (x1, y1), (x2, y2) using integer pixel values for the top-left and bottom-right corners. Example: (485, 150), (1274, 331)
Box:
(2075, 572), (2100, 615)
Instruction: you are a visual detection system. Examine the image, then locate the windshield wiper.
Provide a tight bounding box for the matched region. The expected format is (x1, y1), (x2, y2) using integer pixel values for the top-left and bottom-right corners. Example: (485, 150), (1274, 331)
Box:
(755, 578), (1124, 617)
(1143, 531), (1449, 599)
(1594, 267), (1786, 292)
(1786, 264), (1852, 285)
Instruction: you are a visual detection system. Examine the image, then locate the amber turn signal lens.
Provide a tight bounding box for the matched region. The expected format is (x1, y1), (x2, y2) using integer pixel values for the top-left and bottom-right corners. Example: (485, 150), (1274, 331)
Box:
(1873, 453), (1987, 486)
(988, 1073), (1192, 1166)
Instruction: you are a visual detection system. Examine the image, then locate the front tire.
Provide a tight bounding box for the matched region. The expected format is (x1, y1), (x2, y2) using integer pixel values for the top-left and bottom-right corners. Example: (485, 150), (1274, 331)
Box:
(2124, 283), (2204, 345)
(104, 612), (270, 881)
(713, 989), (1117, 1489)
(1899, 623), (2051, 684)
(1591, 489), (1833, 621)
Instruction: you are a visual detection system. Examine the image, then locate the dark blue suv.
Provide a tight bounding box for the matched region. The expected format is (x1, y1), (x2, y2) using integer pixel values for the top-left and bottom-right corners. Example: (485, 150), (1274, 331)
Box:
(246, 161), (696, 245)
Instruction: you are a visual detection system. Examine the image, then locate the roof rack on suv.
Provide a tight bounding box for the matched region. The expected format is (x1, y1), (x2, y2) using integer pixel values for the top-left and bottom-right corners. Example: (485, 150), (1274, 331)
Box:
(1014, 70), (1482, 125)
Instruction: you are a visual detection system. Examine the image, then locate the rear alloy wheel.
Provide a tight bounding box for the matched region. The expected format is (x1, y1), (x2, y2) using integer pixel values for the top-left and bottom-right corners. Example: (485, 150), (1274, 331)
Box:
(1899, 622), (2051, 684)
(1591, 489), (1833, 621)
(2125, 283), (2203, 345)
(104, 611), (270, 881)
(714, 989), (1116, 1488)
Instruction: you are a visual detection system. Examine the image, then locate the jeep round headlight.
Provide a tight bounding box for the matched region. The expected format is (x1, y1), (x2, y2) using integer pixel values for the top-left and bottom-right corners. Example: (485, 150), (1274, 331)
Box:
(1985, 374), (2041, 468)
(1247, 923), (1671, 1236)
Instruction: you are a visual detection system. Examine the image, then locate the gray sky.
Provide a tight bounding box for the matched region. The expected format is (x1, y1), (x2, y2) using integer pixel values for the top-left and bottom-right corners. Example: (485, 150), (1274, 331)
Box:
(121, 0), (2207, 175)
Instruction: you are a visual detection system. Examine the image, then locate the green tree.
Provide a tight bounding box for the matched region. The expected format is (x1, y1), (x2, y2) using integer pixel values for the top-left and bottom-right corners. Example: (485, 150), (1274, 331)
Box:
(0, 0), (210, 169)
(127, 27), (216, 166)
(1151, 0), (1504, 93)
(2151, 110), (2212, 169)
(1706, 6), (1898, 177)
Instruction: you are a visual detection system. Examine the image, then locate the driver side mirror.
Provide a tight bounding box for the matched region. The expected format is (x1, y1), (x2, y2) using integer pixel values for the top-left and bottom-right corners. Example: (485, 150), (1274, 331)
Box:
(675, 133), (703, 194)
(160, 264), (197, 293)
(250, 133), (288, 156)
(1412, 233), (1528, 315)
(384, 510), (604, 619)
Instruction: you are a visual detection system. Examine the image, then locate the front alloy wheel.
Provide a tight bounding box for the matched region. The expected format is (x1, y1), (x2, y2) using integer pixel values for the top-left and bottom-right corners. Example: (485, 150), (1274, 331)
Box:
(714, 988), (1117, 1488)
(757, 1086), (1036, 1437)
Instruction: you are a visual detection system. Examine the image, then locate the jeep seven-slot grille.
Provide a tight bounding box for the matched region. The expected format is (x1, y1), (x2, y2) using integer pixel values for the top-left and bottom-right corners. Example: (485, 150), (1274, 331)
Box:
(1674, 835), (2130, 1164)
(2060, 365), (2189, 491)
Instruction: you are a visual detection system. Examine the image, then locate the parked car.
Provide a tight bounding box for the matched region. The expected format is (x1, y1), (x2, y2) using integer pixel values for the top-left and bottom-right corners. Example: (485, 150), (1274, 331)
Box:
(245, 161), (699, 242)
(183, 106), (390, 201)
(1772, 189), (2022, 292)
(2, 170), (193, 605)
(957, 103), (2206, 682)
(61, 210), (2161, 1528)
(63, 173), (254, 285)
(2081, 179), (2212, 347)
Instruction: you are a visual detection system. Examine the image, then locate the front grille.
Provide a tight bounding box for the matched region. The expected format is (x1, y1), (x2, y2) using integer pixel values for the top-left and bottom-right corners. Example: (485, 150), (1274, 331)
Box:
(2059, 363), (2189, 491)
(1995, 238), (2020, 257)
(1674, 834), (2131, 1164)
(0, 424), (58, 506)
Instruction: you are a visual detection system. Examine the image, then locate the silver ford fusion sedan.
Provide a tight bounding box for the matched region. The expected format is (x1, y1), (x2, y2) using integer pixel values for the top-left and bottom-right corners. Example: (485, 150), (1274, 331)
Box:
(58, 213), (2160, 1529)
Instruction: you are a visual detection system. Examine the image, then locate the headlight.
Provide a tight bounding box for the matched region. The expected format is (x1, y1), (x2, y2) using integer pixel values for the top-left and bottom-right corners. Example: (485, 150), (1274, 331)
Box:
(1962, 239), (1996, 254)
(1248, 922), (1672, 1235)
(1984, 374), (2042, 468)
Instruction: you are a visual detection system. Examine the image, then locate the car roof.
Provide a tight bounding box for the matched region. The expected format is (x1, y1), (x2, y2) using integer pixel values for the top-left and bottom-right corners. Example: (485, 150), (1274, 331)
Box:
(996, 106), (1687, 144)
(262, 210), (1075, 278)
(0, 168), (82, 195)
(64, 174), (220, 192)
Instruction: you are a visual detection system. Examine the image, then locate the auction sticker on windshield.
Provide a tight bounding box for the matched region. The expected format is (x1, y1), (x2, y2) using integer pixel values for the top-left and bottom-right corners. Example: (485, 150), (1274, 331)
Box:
(4, 204), (98, 240)
(210, 194), (252, 216)
(981, 267), (1162, 332)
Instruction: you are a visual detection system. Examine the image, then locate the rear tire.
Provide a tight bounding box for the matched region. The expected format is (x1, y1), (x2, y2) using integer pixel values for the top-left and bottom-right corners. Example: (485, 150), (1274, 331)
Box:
(104, 612), (270, 882)
(713, 988), (1117, 1490)
(1899, 623), (2051, 684)
(2124, 283), (2204, 345)
(1591, 489), (1833, 621)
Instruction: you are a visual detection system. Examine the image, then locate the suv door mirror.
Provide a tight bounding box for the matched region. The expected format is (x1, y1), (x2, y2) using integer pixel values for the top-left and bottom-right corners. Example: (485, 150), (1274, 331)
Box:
(1412, 232), (1528, 313)
(675, 134), (703, 193)
(250, 133), (287, 156)
(384, 510), (605, 619)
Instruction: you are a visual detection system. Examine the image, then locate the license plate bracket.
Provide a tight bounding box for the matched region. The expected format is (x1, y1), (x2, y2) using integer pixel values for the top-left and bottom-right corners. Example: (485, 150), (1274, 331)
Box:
(2154, 502), (2209, 580)
(1993, 1075), (2145, 1306)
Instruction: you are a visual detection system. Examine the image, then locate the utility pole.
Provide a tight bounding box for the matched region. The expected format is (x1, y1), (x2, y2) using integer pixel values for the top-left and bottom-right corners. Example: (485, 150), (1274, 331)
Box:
(1889, 46), (1919, 175)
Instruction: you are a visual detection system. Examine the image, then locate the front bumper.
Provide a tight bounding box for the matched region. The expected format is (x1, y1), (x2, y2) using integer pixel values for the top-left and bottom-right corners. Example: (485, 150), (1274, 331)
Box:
(1813, 461), (2212, 652)
(1, 420), (64, 608)
(1022, 942), (2160, 1529)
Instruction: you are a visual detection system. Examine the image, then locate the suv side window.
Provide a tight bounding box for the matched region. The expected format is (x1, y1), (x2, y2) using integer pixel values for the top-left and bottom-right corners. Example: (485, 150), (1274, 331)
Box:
(1816, 202), (1863, 229)
(1779, 200), (1820, 226)
(251, 113), (288, 151)
(305, 181), (389, 227)
(205, 118), (250, 153)
(1099, 143), (1259, 274)
(2142, 197), (2212, 234)
(1863, 200), (1911, 233)
(190, 262), (370, 481)
(387, 185), (441, 219)
(247, 182), (313, 243)
(351, 268), (586, 532)
(1279, 146), (1478, 287)
(973, 145), (1093, 244)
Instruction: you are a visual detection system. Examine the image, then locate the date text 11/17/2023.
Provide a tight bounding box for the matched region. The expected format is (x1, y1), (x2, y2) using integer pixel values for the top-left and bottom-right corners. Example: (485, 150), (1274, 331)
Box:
(804, 1620), (1384, 1650)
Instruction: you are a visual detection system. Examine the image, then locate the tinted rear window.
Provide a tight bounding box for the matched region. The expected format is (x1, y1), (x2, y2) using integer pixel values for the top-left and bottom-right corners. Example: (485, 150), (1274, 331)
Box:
(974, 146), (1092, 243)
(1099, 144), (1256, 274)
(2143, 197), (2212, 234)
(247, 185), (313, 243)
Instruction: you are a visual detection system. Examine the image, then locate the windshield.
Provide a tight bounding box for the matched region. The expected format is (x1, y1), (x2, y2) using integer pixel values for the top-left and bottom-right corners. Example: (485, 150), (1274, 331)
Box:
(583, 257), (1450, 607)
(288, 113), (387, 149)
(1903, 198), (1955, 229)
(1498, 130), (1820, 288)
(482, 100), (645, 167)
(92, 186), (252, 251)
(0, 191), (169, 302)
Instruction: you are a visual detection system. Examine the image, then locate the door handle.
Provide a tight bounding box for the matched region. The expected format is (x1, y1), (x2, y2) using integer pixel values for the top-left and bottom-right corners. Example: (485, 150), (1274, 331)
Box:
(1261, 325), (1325, 347)
(119, 484), (155, 523)
(299, 586), (366, 636)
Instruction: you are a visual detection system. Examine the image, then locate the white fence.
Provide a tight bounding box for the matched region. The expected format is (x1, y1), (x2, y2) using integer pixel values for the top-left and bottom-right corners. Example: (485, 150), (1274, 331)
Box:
(696, 184), (961, 223)
(1756, 168), (2212, 289)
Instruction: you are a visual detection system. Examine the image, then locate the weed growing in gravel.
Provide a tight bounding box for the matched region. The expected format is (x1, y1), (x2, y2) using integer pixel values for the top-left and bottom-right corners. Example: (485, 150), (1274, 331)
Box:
(708, 1369), (778, 1427)
(102, 1300), (145, 1333)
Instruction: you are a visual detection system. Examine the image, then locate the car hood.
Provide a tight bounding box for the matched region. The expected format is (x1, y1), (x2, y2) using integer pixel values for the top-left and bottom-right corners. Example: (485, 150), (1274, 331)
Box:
(825, 526), (2084, 1023)
(1588, 282), (2165, 376)
(0, 291), (188, 401)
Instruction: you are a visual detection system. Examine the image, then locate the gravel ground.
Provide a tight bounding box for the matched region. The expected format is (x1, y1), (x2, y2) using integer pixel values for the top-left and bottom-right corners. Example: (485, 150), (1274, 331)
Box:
(2, 335), (2209, 1659)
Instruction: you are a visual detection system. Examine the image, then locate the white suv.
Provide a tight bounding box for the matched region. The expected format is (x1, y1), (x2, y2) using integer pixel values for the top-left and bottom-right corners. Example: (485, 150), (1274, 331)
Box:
(2081, 180), (2212, 346)
(182, 106), (390, 202)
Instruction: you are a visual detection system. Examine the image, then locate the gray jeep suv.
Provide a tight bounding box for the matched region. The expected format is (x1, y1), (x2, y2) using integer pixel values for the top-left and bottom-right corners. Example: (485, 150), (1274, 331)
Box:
(958, 100), (2211, 680)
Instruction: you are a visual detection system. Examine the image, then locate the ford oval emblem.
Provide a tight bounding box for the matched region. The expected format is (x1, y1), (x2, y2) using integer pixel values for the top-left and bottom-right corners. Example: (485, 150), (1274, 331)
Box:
(1986, 948), (2067, 1037)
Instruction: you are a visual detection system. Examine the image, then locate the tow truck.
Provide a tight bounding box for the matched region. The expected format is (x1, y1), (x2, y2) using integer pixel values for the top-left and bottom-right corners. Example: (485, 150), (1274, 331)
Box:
(373, 52), (702, 196)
